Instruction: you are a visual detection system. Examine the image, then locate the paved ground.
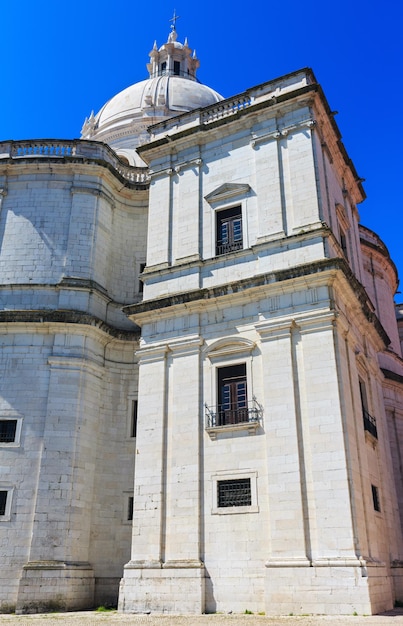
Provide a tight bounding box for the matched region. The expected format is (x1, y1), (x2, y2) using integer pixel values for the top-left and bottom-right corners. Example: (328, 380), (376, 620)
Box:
(1, 610), (403, 626)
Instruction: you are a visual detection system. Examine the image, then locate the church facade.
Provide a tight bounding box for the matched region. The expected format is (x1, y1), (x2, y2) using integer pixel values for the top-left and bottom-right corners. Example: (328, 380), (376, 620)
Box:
(1, 26), (403, 616)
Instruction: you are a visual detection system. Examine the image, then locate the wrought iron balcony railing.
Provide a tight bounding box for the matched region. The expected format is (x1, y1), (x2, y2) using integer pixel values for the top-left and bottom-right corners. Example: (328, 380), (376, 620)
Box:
(363, 408), (378, 439)
(205, 398), (262, 429)
(216, 240), (243, 256)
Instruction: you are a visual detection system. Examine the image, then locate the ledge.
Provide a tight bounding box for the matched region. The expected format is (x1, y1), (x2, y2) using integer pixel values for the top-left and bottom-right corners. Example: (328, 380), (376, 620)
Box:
(206, 420), (260, 440)
(0, 309), (139, 340)
(124, 257), (390, 347)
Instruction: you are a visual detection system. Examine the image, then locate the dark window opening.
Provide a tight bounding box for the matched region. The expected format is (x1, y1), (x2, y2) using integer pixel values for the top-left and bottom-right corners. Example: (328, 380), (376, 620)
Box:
(217, 364), (247, 426)
(217, 478), (251, 508)
(139, 263), (146, 294)
(340, 227), (348, 259)
(0, 491), (7, 516)
(160, 62), (167, 73)
(127, 496), (134, 521)
(0, 420), (17, 443)
(216, 206), (243, 255)
(173, 61), (180, 75)
(371, 484), (381, 512)
(359, 379), (377, 439)
(131, 400), (138, 438)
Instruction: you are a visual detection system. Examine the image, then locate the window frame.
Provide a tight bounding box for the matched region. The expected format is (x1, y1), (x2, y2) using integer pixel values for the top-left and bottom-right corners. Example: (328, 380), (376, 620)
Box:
(0, 415), (23, 447)
(138, 262), (146, 294)
(215, 205), (243, 256)
(217, 363), (248, 426)
(211, 470), (258, 515)
(0, 486), (14, 521)
(204, 338), (261, 437)
(371, 484), (381, 513)
(336, 202), (351, 261)
(127, 396), (138, 439)
(358, 376), (378, 441)
(123, 492), (134, 524)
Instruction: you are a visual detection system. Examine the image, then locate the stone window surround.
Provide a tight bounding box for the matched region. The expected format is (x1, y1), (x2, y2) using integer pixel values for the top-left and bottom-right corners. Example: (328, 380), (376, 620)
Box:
(123, 492), (134, 524)
(204, 338), (260, 437)
(0, 486), (14, 521)
(211, 469), (259, 515)
(0, 414), (23, 447)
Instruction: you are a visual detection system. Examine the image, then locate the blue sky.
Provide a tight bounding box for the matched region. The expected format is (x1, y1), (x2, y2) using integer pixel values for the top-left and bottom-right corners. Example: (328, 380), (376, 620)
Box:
(2, 1), (402, 298)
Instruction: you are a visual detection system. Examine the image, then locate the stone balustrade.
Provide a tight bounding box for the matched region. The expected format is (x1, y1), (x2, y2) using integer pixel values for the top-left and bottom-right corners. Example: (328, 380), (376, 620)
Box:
(201, 95), (252, 124)
(0, 140), (149, 185)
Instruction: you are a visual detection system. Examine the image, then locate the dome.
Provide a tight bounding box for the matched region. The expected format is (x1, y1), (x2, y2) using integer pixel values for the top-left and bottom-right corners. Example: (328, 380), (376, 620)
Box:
(81, 27), (223, 166)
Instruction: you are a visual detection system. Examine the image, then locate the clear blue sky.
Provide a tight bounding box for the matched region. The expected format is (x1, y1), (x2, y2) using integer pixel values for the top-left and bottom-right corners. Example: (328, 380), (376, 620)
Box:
(1, 1), (402, 298)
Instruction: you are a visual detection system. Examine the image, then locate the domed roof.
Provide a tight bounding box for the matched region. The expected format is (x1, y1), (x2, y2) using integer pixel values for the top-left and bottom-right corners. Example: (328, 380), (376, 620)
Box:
(81, 25), (223, 166)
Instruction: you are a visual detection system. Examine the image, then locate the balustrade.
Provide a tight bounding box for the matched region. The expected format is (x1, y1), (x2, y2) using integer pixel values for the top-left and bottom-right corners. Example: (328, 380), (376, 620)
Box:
(0, 140), (149, 185)
(201, 95), (252, 124)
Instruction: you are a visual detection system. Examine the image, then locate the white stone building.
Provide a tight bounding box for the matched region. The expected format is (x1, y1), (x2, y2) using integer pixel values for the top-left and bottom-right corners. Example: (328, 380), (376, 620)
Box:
(0, 25), (403, 616)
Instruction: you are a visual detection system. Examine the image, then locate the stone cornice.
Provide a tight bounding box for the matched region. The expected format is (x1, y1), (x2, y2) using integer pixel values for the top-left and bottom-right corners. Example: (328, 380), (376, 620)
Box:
(250, 118), (316, 148)
(381, 368), (403, 385)
(124, 257), (389, 347)
(0, 309), (139, 340)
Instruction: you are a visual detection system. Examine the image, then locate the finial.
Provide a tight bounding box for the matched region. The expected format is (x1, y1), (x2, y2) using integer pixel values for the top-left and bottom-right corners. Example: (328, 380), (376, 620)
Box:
(153, 40), (158, 50)
(184, 36), (188, 47)
(169, 9), (180, 31)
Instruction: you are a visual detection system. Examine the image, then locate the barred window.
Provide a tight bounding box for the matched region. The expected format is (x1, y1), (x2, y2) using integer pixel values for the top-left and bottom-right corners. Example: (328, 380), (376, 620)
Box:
(0, 420), (17, 443)
(217, 478), (251, 508)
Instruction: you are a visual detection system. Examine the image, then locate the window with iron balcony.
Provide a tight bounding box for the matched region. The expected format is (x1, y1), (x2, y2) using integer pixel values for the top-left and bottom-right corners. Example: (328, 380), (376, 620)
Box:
(205, 363), (262, 435)
(359, 379), (378, 439)
(216, 206), (243, 255)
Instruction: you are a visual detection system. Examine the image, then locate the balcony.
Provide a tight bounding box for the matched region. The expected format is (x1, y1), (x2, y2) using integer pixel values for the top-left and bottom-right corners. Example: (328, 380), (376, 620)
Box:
(205, 399), (262, 438)
(216, 240), (243, 256)
(363, 408), (378, 440)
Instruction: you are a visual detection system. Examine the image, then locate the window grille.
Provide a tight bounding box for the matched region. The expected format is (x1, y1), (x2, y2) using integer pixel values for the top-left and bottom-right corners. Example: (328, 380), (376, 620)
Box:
(0, 420), (17, 443)
(217, 478), (251, 508)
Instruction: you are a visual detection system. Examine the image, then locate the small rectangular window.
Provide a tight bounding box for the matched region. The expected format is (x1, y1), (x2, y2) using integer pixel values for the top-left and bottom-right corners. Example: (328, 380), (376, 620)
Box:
(127, 496), (134, 521)
(217, 478), (251, 508)
(174, 60), (180, 75)
(139, 263), (146, 294)
(371, 484), (381, 512)
(0, 420), (17, 443)
(360, 379), (378, 439)
(216, 206), (243, 255)
(130, 400), (138, 438)
(0, 491), (7, 516)
(340, 227), (348, 259)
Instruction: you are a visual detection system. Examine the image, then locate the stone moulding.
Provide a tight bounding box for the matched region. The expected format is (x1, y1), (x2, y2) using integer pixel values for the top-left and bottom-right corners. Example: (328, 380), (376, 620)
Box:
(124, 257), (390, 347)
(0, 309), (140, 340)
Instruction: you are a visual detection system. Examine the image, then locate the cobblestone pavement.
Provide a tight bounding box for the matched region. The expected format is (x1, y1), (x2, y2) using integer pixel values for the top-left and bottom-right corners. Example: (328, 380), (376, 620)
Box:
(1, 611), (403, 626)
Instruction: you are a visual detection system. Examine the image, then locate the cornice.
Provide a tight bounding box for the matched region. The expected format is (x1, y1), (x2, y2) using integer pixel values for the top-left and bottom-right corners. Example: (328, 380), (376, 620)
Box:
(124, 257), (389, 347)
(0, 309), (139, 340)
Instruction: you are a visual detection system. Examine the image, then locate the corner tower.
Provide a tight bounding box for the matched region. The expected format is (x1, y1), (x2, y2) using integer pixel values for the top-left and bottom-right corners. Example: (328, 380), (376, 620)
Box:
(119, 66), (403, 615)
